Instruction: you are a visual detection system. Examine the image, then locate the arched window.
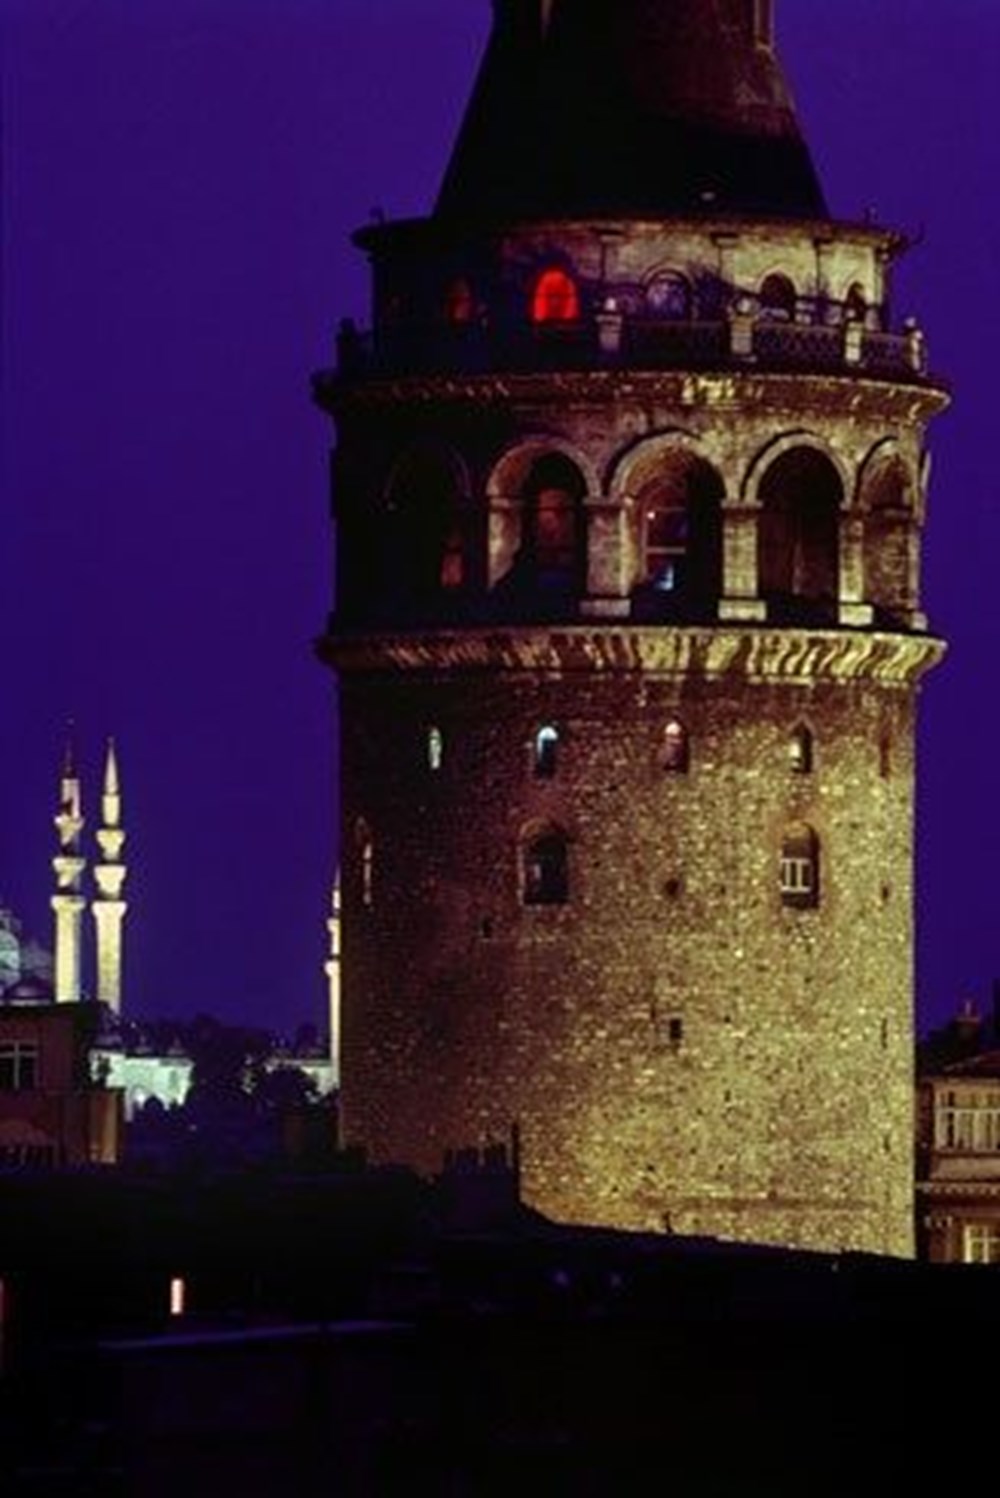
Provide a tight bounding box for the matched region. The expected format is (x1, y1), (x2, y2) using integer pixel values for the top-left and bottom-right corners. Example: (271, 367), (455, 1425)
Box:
(427, 726), (444, 772)
(385, 449), (467, 615)
(759, 273), (796, 322)
(780, 824), (819, 909)
(522, 453), (586, 599)
(662, 719), (689, 773)
(789, 725), (813, 774)
(758, 447), (842, 623)
(534, 725), (559, 778)
(645, 271), (691, 320)
(531, 267), (581, 325)
(523, 829), (569, 906)
(632, 455), (724, 621)
(444, 277), (475, 324)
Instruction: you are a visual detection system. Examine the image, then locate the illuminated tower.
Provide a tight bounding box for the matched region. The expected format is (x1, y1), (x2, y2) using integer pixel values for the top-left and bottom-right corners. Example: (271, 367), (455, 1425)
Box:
(51, 734), (86, 1004)
(315, 0), (947, 1253)
(92, 739), (127, 1013)
(324, 874), (342, 1089)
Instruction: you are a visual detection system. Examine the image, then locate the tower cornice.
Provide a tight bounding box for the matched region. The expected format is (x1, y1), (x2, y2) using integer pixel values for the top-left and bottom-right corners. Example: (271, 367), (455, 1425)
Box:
(318, 624), (944, 689)
(317, 367), (949, 424)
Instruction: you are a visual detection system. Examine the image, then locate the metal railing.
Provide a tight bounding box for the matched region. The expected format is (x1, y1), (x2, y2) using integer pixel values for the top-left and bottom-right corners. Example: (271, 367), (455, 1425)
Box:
(329, 312), (929, 385)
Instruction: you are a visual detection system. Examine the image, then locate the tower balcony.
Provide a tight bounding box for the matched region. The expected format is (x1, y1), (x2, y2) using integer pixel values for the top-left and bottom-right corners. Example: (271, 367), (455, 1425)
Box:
(324, 308), (933, 389)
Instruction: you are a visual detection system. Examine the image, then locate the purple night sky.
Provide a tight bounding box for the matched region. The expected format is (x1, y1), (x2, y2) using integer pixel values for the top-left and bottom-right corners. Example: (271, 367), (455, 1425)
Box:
(1, 1), (998, 1034)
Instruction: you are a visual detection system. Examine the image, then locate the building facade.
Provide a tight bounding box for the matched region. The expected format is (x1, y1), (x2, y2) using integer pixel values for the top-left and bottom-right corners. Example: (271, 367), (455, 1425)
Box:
(316, 0), (947, 1253)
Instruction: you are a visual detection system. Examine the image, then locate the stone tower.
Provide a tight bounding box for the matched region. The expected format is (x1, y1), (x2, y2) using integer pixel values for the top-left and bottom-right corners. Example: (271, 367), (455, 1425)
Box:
(315, 0), (947, 1255)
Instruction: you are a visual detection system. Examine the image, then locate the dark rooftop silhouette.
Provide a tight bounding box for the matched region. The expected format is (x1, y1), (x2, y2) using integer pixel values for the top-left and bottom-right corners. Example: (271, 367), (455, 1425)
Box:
(436, 0), (828, 223)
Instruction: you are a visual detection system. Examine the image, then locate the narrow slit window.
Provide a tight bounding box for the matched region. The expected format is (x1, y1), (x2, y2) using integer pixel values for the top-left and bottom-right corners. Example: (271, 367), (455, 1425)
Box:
(534, 725), (559, 778)
(789, 725), (813, 774)
(428, 726), (444, 772)
(523, 831), (568, 906)
(662, 719), (689, 773)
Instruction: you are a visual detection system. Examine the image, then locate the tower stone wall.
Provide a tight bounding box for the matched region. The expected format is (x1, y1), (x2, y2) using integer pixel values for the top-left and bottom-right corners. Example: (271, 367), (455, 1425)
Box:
(316, 0), (947, 1254)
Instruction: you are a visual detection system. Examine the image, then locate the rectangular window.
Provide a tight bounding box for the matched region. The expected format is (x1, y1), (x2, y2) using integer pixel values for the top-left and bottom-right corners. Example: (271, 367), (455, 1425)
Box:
(963, 1224), (1000, 1265)
(0, 1042), (38, 1092)
(935, 1088), (1000, 1152)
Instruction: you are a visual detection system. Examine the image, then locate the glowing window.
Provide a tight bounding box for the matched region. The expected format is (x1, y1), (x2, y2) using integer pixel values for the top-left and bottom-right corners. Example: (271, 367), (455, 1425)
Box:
(963, 1224), (1000, 1264)
(645, 499), (688, 592)
(531, 268), (581, 325)
(936, 1089), (1000, 1152)
(444, 278), (475, 324)
(534, 726), (559, 778)
(428, 726), (444, 772)
(523, 831), (568, 906)
(780, 825), (819, 909)
(789, 725), (813, 774)
(662, 719), (689, 773)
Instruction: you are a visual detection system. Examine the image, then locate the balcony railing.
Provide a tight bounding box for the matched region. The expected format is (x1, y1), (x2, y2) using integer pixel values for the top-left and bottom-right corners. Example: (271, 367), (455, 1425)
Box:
(328, 311), (931, 387)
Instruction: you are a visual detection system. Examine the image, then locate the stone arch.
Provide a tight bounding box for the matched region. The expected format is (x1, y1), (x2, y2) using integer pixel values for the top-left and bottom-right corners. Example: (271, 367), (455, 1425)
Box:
(383, 444), (473, 616)
(609, 432), (724, 623)
(488, 437), (599, 501)
(743, 432), (852, 507)
(752, 437), (845, 624)
(486, 441), (592, 614)
(858, 440), (918, 626)
(486, 439), (596, 606)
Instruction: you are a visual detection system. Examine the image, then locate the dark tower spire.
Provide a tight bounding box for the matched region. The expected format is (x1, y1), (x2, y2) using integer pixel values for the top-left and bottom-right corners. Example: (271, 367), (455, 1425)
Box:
(437, 0), (827, 222)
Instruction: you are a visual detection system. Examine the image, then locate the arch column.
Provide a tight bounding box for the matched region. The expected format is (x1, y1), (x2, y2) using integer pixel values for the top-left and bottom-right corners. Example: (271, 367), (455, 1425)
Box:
(718, 502), (767, 622)
(488, 495), (522, 588)
(903, 524), (928, 631)
(838, 514), (874, 627)
(581, 495), (631, 619)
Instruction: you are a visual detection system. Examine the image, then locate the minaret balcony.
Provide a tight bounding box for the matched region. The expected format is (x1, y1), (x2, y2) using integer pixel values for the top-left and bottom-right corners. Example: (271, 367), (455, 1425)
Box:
(325, 311), (933, 389)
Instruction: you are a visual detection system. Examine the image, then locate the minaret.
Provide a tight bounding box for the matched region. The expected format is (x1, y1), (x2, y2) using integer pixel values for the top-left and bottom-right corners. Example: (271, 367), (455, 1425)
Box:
(51, 732), (87, 1004)
(92, 739), (127, 1013)
(316, 0), (947, 1254)
(324, 874), (342, 1089)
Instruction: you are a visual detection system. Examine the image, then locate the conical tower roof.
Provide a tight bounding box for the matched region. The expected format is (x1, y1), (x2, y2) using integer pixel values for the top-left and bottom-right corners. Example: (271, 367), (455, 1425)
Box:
(436, 0), (827, 223)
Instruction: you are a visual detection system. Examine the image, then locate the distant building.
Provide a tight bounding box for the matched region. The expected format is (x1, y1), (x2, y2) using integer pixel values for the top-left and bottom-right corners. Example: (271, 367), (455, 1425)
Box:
(0, 905), (54, 997)
(0, 1001), (122, 1165)
(917, 1000), (1000, 1263)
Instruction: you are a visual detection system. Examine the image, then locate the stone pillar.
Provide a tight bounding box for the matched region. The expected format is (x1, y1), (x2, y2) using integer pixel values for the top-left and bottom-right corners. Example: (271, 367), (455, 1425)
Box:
(815, 238), (836, 323)
(838, 514), (874, 627)
(718, 503), (766, 622)
(581, 497), (631, 619)
(487, 496), (521, 588)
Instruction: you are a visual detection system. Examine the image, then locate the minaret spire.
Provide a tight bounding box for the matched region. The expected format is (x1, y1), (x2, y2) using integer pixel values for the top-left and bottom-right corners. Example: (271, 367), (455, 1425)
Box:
(92, 737), (128, 1013)
(324, 873), (342, 1090)
(51, 725), (87, 1004)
